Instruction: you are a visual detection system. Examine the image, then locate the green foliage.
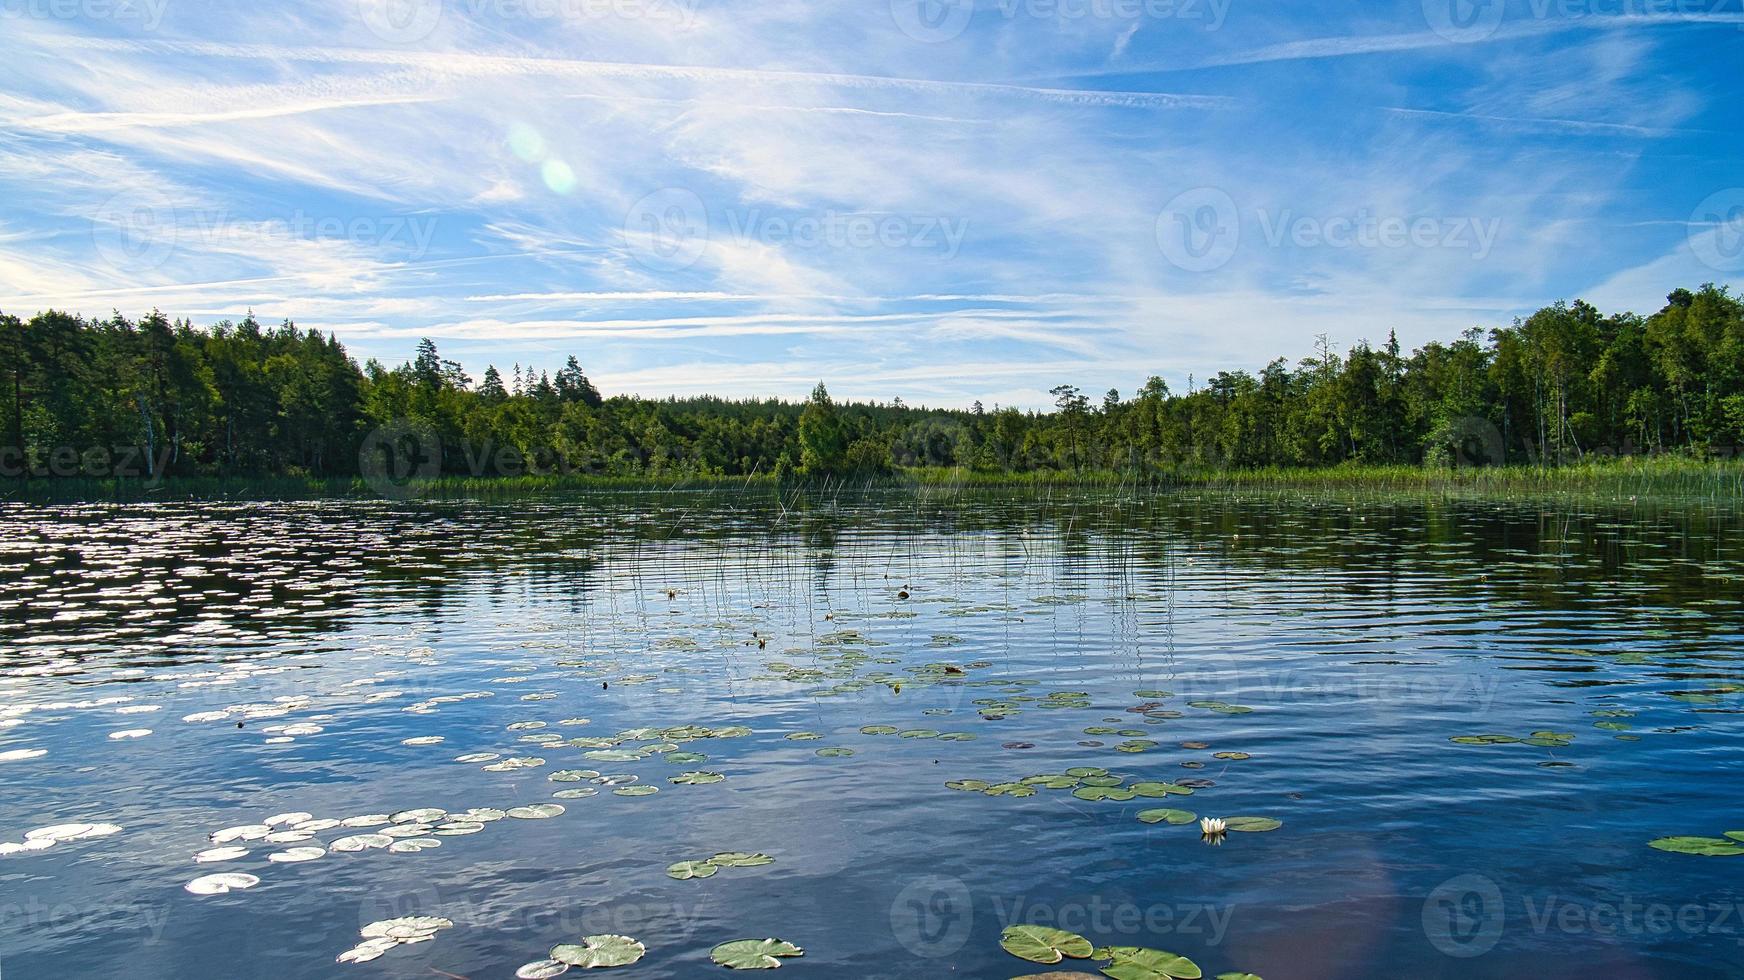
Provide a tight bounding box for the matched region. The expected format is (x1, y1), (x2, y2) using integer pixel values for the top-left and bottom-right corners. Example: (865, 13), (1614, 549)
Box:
(6, 285), (1744, 490)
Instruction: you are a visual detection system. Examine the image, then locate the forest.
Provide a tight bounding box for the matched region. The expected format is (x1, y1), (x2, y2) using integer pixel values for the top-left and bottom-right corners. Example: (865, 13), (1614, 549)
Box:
(3, 284), (1743, 482)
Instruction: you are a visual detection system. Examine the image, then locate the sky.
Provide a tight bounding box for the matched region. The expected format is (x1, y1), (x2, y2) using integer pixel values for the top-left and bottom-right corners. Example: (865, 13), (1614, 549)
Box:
(0, 0), (1741, 409)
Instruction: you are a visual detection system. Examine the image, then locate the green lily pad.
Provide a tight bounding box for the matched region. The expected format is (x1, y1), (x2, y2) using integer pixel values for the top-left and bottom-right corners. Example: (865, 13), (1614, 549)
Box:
(1212, 752), (1250, 761)
(1094, 946), (1202, 980)
(1130, 782), (1192, 797)
(667, 860), (718, 879)
(1223, 816), (1282, 833)
(1648, 836), (1744, 856)
(1215, 973), (1263, 980)
(670, 771), (725, 785)
(1136, 808), (1197, 825)
(1065, 767), (1108, 778)
(666, 752), (709, 763)
(784, 732), (822, 741)
(710, 938), (804, 969)
(1000, 925), (1093, 964)
(550, 934), (645, 968)
(613, 785), (659, 797)
(946, 779), (991, 792)
(815, 747), (854, 758)
(860, 726), (898, 735)
(711, 851), (774, 867)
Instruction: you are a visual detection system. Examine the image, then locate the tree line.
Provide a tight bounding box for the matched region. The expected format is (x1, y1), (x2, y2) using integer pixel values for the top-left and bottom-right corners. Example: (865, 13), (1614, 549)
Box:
(3, 284), (1742, 482)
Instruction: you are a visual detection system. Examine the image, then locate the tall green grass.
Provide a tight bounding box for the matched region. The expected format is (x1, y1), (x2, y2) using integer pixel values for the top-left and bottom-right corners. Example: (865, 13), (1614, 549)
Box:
(5, 457), (1741, 504)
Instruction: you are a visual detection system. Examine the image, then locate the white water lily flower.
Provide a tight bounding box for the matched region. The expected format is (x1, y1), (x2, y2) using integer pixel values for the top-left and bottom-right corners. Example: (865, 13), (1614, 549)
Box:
(1200, 817), (1228, 836)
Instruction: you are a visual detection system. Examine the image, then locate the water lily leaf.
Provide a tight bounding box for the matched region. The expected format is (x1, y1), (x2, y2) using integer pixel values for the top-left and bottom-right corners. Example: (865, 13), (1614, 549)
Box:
(670, 771), (725, 785)
(860, 725), (898, 735)
(710, 938), (804, 969)
(613, 786), (658, 797)
(815, 747), (854, 758)
(1214, 974), (1262, 980)
(550, 935), (645, 968)
(1223, 816), (1282, 833)
(1065, 767), (1108, 778)
(667, 860), (718, 879)
(1001, 925), (1093, 964)
(516, 960), (571, 978)
(1648, 836), (1744, 856)
(1095, 946), (1202, 980)
(185, 872), (260, 895)
(1136, 808), (1197, 825)
(711, 851), (774, 867)
(1130, 782), (1192, 797)
(946, 779), (991, 792)
(1212, 752), (1250, 761)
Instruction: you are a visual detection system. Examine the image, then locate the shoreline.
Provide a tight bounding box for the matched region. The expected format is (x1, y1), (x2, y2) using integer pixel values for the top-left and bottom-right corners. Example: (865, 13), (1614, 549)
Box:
(6, 457), (1743, 504)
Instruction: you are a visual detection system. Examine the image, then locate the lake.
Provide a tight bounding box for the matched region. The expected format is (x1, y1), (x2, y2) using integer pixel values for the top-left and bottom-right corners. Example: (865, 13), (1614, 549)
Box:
(2, 488), (1742, 979)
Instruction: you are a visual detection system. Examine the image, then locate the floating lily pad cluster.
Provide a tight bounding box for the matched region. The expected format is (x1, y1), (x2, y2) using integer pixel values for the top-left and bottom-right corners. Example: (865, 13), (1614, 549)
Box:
(945, 767), (1198, 805)
(337, 916), (455, 964)
(188, 803), (543, 887)
(517, 934), (647, 976)
(1449, 730), (1575, 748)
(667, 851), (775, 880)
(0, 821), (121, 857)
(999, 925), (1262, 979)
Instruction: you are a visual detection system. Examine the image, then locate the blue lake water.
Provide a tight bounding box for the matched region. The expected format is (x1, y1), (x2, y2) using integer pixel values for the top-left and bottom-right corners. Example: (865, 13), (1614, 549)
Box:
(2, 489), (1742, 978)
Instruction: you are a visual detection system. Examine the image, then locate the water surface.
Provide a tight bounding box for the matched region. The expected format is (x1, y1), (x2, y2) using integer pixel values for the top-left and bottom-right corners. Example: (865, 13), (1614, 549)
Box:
(2, 490), (1742, 978)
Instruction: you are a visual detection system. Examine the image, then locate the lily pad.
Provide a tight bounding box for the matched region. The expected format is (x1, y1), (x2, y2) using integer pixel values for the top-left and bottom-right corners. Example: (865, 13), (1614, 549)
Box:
(1136, 808), (1197, 825)
(1648, 836), (1744, 856)
(1222, 816), (1282, 833)
(185, 872), (260, 895)
(550, 935), (645, 968)
(1000, 925), (1093, 964)
(711, 851), (774, 867)
(710, 938), (804, 969)
(1094, 946), (1202, 980)
(667, 860), (719, 879)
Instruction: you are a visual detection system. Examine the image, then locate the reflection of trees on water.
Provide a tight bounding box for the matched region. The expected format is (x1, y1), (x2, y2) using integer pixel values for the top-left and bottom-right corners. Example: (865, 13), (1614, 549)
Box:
(5, 490), (1741, 672)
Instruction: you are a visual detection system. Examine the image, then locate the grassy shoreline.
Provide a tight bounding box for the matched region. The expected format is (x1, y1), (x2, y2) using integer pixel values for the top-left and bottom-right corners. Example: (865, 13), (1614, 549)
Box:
(5, 456), (1744, 504)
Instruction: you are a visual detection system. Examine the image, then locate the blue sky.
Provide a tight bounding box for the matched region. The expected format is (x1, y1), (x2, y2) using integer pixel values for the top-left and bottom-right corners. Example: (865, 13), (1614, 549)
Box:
(1, 0), (1740, 408)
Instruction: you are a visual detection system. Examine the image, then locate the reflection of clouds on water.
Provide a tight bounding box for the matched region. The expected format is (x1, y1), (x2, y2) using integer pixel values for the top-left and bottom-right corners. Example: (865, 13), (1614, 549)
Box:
(0, 491), (1742, 975)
